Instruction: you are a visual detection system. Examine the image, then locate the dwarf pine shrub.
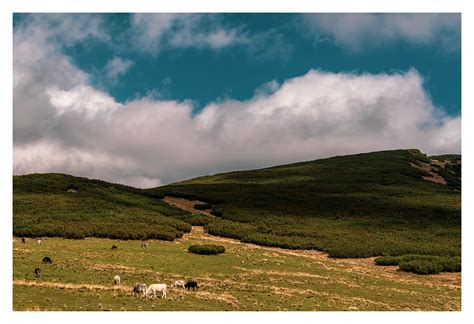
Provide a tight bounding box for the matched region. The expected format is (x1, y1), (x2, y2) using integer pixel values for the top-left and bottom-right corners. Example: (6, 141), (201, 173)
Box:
(188, 244), (225, 255)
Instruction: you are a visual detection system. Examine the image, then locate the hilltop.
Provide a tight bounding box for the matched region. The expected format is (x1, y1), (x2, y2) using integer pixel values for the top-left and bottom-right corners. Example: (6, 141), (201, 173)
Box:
(14, 149), (461, 259)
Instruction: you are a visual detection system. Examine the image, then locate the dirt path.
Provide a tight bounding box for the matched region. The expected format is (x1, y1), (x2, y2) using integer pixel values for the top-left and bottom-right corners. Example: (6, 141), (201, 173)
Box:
(163, 196), (215, 217)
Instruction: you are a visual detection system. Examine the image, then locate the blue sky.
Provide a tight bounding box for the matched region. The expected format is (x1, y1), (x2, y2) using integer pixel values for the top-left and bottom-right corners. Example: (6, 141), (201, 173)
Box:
(16, 13), (460, 114)
(13, 13), (461, 187)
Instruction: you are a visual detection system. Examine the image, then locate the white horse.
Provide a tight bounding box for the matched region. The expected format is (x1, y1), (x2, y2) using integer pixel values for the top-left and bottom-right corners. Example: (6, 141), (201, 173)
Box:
(113, 275), (121, 285)
(146, 284), (167, 298)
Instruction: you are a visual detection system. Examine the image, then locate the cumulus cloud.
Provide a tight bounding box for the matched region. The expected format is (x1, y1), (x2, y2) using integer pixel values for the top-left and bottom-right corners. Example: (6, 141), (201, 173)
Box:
(129, 13), (248, 55)
(13, 14), (461, 188)
(303, 13), (460, 51)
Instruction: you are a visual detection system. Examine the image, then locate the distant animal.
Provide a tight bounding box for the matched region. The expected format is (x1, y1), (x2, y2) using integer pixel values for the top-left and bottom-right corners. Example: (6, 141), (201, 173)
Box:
(171, 280), (186, 288)
(145, 283), (167, 298)
(140, 242), (149, 249)
(21, 238), (25, 243)
(132, 283), (148, 297)
(42, 256), (52, 264)
(34, 268), (41, 277)
(113, 275), (120, 285)
(111, 245), (118, 250)
(185, 281), (198, 290)
(37, 239), (42, 245)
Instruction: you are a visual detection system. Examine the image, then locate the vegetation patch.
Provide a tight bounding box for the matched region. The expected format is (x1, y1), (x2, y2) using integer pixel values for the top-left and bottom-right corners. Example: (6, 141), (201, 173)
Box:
(188, 244), (226, 255)
(375, 255), (461, 274)
(194, 203), (212, 210)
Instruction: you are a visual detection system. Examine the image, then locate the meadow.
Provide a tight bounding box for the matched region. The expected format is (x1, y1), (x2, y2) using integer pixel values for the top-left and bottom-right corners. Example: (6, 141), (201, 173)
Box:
(13, 227), (460, 311)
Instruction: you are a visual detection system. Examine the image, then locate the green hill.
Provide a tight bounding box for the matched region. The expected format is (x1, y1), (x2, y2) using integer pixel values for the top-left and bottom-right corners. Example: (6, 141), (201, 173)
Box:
(13, 173), (192, 240)
(14, 149), (461, 260)
(146, 149), (461, 258)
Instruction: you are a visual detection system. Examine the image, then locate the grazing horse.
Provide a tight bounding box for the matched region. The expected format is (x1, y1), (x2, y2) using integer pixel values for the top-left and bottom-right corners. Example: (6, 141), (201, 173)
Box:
(145, 284), (167, 298)
(21, 238), (25, 243)
(132, 283), (148, 297)
(140, 242), (149, 249)
(113, 275), (121, 285)
(34, 268), (41, 277)
(37, 239), (42, 245)
(42, 256), (52, 264)
(171, 280), (186, 288)
(185, 281), (198, 290)
(111, 245), (118, 250)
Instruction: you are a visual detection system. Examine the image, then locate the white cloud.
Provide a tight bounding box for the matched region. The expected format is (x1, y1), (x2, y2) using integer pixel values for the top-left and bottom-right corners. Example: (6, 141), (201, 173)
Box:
(13, 14), (461, 188)
(129, 13), (248, 54)
(104, 57), (134, 84)
(304, 13), (460, 51)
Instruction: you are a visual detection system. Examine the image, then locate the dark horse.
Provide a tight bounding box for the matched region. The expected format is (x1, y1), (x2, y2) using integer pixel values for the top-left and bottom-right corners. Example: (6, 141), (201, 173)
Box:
(42, 256), (52, 263)
(34, 268), (41, 277)
(111, 245), (118, 250)
(185, 281), (198, 290)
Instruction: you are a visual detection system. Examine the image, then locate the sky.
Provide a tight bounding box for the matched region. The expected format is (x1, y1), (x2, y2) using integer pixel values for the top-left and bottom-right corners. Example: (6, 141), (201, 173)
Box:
(13, 13), (461, 188)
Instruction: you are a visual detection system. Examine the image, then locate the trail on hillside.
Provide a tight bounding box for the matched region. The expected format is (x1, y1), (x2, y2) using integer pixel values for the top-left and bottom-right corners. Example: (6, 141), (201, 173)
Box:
(163, 196), (215, 217)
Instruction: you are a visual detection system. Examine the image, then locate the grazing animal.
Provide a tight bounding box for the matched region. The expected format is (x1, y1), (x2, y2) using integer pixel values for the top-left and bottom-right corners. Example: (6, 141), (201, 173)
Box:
(37, 239), (42, 245)
(132, 283), (148, 297)
(146, 284), (167, 298)
(42, 256), (52, 264)
(21, 238), (25, 243)
(113, 275), (121, 285)
(34, 268), (41, 277)
(185, 281), (198, 290)
(111, 245), (118, 250)
(171, 280), (186, 288)
(140, 242), (149, 249)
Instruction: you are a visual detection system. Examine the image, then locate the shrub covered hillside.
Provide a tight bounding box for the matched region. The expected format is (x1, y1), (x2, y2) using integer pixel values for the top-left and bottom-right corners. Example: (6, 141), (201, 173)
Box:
(13, 173), (192, 240)
(147, 149), (461, 259)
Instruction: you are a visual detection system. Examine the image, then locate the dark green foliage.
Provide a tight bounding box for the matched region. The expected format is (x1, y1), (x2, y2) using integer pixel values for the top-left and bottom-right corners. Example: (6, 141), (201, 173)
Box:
(399, 260), (442, 274)
(147, 149), (461, 258)
(375, 255), (461, 274)
(210, 207), (223, 217)
(14, 173), (191, 241)
(65, 182), (79, 191)
(188, 244), (225, 255)
(194, 203), (212, 210)
(172, 212), (214, 226)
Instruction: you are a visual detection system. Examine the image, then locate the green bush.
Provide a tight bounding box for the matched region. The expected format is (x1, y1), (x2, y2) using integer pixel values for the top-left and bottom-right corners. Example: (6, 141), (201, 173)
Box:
(399, 260), (442, 275)
(210, 207), (223, 217)
(375, 255), (461, 274)
(188, 244), (225, 255)
(194, 203), (212, 210)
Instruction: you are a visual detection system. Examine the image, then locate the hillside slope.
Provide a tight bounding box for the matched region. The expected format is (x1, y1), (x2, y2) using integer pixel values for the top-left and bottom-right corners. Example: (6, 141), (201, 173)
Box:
(147, 149), (461, 258)
(14, 149), (461, 259)
(13, 173), (193, 240)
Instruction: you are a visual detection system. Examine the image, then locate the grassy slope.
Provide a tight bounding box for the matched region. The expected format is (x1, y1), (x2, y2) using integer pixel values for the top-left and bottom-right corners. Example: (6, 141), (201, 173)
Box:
(147, 149), (461, 258)
(13, 173), (192, 240)
(13, 232), (460, 311)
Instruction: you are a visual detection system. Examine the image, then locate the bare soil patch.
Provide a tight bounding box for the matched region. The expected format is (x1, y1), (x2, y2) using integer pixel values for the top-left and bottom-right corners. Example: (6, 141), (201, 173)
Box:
(163, 196), (215, 216)
(410, 162), (447, 184)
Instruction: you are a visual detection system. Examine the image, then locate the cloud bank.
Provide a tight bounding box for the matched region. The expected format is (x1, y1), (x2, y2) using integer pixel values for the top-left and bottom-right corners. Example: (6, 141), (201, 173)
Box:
(13, 14), (461, 188)
(304, 13), (461, 51)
